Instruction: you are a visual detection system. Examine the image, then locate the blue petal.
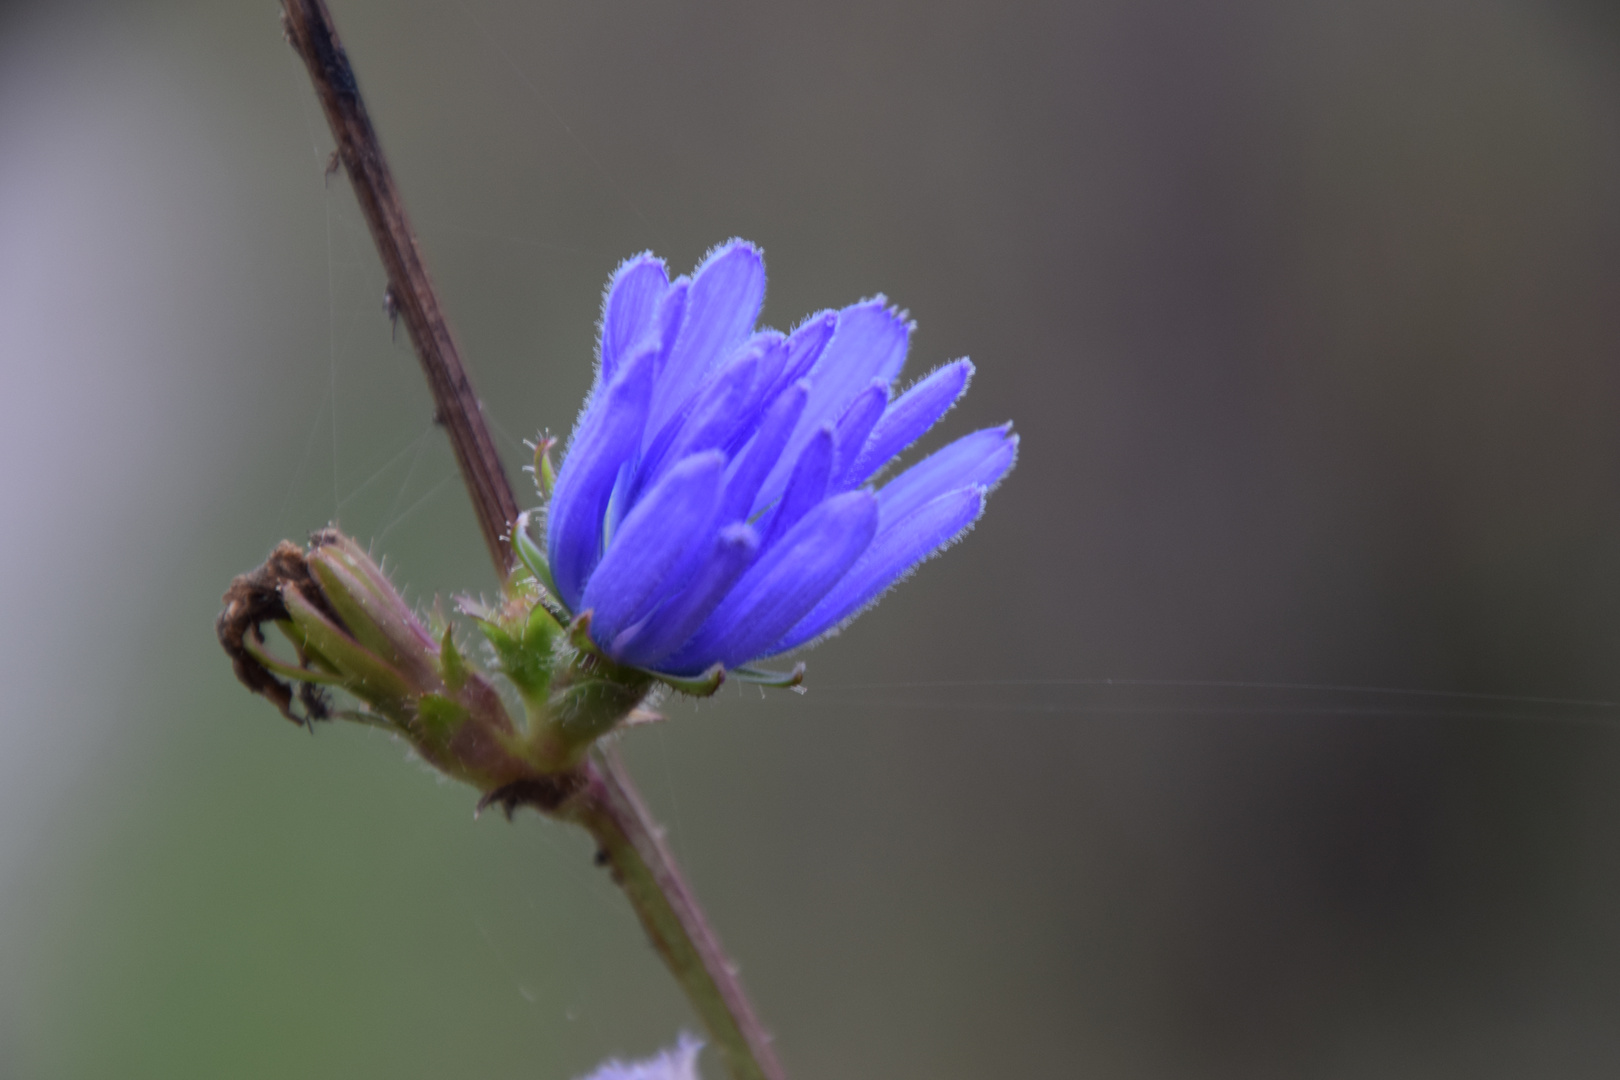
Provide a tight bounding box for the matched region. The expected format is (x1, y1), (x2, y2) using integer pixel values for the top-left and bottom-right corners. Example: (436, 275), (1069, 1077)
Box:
(877, 424), (1018, 526)
(720, 381), (809, 525)
(600, 254), (668, 386)
(831, 379), (888, 488)
(585, 279), (684, 421)
(616, 523), (760, 669)
(723, 333), (788, 453)
(757, 300), (911, 506)
(637, 332), (785, 471)
(666, 490), (878, 673)
(547, 347), (658, 609)
(582, 451), (726, 648)
(847, 359), (973, 486)
(648, 279), (689, 380)
(758, 425), (833, 552)
(765, 311), (837, 401)
(666, 352), (762, 462)
(634, 351), (759, 502)
(814, 298), (912, 388)
(774, 485), (986, 652)
(650, 241), (765, 436)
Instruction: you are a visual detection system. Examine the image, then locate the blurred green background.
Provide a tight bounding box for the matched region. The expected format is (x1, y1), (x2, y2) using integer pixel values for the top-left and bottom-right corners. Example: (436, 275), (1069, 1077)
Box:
(3, 0), (1620, 1076)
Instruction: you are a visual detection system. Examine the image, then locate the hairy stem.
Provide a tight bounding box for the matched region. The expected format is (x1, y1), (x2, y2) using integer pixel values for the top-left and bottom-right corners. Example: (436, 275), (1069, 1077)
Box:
(572, 749), (786, 1080)
(279, 4), (784, 1077)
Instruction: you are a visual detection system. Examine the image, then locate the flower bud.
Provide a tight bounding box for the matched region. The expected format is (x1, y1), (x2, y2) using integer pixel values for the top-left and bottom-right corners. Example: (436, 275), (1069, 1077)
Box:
(220, 530), (533, 793)
(218, 529), (661, 810)
(303, 531), (441, 693)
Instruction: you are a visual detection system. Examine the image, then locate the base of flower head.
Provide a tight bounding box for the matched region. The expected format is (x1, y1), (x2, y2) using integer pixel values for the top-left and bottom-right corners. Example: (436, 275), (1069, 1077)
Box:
(513, 507), (804, 700)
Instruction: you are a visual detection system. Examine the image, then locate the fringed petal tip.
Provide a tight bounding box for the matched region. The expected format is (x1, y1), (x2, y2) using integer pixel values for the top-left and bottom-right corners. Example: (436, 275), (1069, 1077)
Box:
(598, 252), (670, 386)
(697, 235), (763, 268)
(771, 482), (990, 655)
(848, 358), (976, 485)
(851, 292), (916, 335)
(576, 1033), (704, 1080)
(984, 423), (1019, 494)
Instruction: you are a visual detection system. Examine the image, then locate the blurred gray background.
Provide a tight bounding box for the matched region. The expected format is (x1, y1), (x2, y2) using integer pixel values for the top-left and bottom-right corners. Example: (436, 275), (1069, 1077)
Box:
(3, 0), (1620, 1076)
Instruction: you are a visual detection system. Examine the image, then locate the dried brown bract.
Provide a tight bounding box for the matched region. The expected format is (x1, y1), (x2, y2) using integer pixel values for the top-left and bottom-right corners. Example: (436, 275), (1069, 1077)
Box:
(216, 533), (343, 726)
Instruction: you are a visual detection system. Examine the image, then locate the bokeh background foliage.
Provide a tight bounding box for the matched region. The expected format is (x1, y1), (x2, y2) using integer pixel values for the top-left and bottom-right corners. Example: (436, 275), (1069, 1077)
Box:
(2, 0), (1620, 1077)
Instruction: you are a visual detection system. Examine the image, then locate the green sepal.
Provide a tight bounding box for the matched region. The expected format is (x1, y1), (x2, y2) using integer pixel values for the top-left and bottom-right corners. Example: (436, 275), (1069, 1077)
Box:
(306, 555), (395, 659)
(512, 510), (563, 607)
(550, 674), (651, 746)
(647, 663), (726, 698)
(282, 584), (414, 711)
(729, 662), (806, 689)
(526, 597), (560, 641)
(414, 693), (470, 745)
(474, 619), (521, 684)
(566, 610), (596, 653)
(439, 626), (468, 693)
(532, 435), (557, 499)
(306, 536), (442, 690)
(475, 603), (561, 713)
(242, 629), (346, 686)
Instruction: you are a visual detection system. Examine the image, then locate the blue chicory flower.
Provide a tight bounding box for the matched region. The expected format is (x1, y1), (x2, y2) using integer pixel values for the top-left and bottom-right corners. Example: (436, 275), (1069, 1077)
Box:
(541, 240), (1016, 679)
(577, 1034), (704, 1080)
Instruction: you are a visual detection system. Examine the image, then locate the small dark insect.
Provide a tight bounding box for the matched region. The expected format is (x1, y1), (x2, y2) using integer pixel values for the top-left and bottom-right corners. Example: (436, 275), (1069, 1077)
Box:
(594, 848), (611, 867)
(298, 682), (332, 726)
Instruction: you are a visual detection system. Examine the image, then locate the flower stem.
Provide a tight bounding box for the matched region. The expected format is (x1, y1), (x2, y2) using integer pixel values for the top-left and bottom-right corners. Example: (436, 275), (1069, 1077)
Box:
(572, 749), (786, 1080)
(278, 3), (786, 1076)
(281, 0), (518, 573)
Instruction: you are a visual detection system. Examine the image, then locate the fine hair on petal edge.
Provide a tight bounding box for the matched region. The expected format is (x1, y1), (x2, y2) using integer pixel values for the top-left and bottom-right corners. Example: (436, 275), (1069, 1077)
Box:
(852, 292), (915, 337)
(694, 236), (766, 303)
(572, 250), (664, 458)
(776, 474), (1005, 657)
(595, 249), (661, 370)
(858, 357), (976, 486)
